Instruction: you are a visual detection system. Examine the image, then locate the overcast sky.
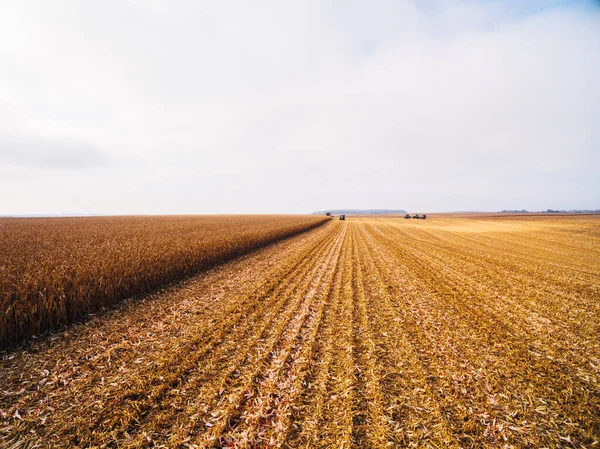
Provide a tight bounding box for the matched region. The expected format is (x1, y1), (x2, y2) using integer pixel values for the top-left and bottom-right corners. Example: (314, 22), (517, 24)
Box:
(1, 0), (599, 214)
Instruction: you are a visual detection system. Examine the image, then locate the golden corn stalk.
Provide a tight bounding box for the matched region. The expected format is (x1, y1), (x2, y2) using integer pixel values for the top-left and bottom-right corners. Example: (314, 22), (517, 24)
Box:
(0, 215), (328, 347)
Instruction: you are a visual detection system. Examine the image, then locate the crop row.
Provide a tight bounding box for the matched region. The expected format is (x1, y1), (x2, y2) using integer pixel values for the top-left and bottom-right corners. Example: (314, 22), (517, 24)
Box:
(0, 215), (328, 347)
(0, 215), (598, 447)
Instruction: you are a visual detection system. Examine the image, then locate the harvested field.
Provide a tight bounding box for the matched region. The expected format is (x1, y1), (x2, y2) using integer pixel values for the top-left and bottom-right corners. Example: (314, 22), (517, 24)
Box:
(0, 215), (328, 347)
(1, 215), (599, 447)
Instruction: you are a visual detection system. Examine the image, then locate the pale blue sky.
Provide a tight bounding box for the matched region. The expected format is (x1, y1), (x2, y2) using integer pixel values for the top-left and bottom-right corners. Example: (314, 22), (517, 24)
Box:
(1, 0), (599, 214)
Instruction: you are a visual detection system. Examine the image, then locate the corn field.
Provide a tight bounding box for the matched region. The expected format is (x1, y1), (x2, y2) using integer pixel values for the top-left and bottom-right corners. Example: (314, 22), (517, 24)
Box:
(0, 215), (328, 347)
(1, 215), (599, 447)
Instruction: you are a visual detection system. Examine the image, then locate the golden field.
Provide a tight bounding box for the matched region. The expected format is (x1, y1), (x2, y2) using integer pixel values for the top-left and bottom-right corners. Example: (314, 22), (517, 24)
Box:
(0, 215), (599, 447)
(0, 215), (328, 347)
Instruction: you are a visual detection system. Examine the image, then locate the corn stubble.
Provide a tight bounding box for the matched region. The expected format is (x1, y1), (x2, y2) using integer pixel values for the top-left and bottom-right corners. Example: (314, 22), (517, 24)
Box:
(1, 215), (599, 447)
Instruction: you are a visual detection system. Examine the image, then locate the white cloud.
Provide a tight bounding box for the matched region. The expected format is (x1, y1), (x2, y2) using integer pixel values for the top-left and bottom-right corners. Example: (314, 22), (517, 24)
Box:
(0, 0), (598, 214)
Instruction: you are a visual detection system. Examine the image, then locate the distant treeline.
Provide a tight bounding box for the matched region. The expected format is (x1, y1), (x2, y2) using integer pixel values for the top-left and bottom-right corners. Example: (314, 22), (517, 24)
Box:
(499, 209), (600, 214)
(313, 209), (406, 215)
(500, 209), (600, 214)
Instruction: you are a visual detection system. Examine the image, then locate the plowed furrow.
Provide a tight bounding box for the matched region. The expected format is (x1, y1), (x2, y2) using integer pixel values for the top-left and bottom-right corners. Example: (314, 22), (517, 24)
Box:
(314, 231), (355, 448)
(383, 219), (599, 314)
(376, 219), (600, 380)
(285, 226), (352, 449)
(348, 225), (387, 448)
(359, 222), (496, 446)
(360, 219), (599, 446)
(190, 225), (347, 448)
(372, 219), (599, 367)
(353, 223), (459, 447)
(217, 225), (348, 447)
